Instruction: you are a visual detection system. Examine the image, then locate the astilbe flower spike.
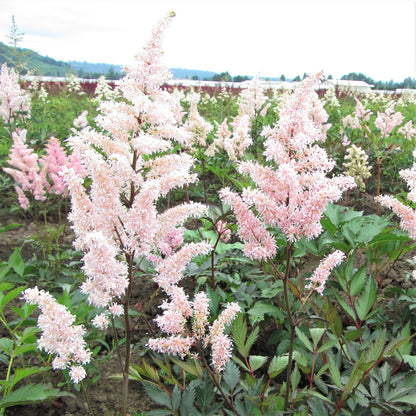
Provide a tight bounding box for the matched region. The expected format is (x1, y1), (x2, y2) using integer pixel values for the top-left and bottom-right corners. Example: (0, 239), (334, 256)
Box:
(60, 12), (208, 317)
(0, 63), (31, 128)
(377, 149), (416, 278)
(23, 287), (91, 383)
(221, 74), (355, 258)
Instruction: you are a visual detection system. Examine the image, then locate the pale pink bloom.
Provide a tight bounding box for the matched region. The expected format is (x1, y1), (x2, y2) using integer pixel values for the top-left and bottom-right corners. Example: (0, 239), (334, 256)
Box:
(222, 75), (355, 250)
(342, 134), (351, 146)
(81, 231), (129, 308)
(225, 114), (252, 160)
(216, 220), (231, 243)
(192, 292), (209, 340)
(342, 114), (361, 129)
(108, 303), (124, 316)
(220, 187), (276, 260)
(154, 242), (213, 289)
(69, 366), (87, 384)
(23, 287), (91, 382)
(147, 335), (193, 359)
(354, 97), (372, 121)
(376, 195), (416, 239)
(210, 334), (232, 373)
(73, 110), (88, 129)
(375, 103), (404, 137)
(92, 313), (110, 330)
(0, 63), (31, 127)
(206, 118), (232, 156)
(159, 227), (185, 257)
(307, 250), (345, 294)
(238, 74), (268, 118)
(183, 93), (213, 147)
(398, 120), (416, 140)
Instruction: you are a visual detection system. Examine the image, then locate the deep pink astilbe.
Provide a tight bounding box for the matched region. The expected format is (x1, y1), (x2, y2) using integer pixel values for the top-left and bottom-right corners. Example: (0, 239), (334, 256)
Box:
(221, 75), (355, 258)
(0, 63), (31, 127)
(23, 287), (91, 383)
(3, 129), (47, 208)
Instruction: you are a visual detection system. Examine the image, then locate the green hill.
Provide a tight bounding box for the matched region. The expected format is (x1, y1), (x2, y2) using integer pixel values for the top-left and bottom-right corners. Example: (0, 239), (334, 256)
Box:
(0, 42), (74, 76)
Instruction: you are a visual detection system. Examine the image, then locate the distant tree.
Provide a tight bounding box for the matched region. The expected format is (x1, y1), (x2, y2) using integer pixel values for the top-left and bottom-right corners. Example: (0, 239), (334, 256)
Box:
(212, 71), (232, 82)
(5, 15), (26, 74)
(233, 75), (249, 82)
(106, 65), (117, 80)
(327, 74), (333, 79)
(191, 75), (199, 80)
(280, 74), (286, 81)
(302, 72), (308, 80)
(293, 75), (301, 82)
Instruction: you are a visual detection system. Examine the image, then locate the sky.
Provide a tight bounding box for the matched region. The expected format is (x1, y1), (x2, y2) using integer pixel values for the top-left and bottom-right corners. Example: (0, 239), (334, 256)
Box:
(0, 0), (415, 82)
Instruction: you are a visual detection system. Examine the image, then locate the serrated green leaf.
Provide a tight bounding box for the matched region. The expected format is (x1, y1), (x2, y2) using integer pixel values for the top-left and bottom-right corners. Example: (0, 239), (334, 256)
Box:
(180, 379), (199, 416)
(232, 313), (247, 357)
(143, 382), (173, 410)
(391, 394), (416, 405)
(327, 352), (342, 389)
(268, 355), (288, 378)
(0, 338), (14, 356)
(355, 276), (377, 321)
(248, 355), (268, 371)
(171, 385), (181, 412)
(247, 301), (283, 325)
(0, 383), (73, 408)
(295, 327), (313, 352)
(223, 360), (240, 391)
(403, 355), (416, 370)
(310, 328), (326, 348)
(244, 326), (259, 356)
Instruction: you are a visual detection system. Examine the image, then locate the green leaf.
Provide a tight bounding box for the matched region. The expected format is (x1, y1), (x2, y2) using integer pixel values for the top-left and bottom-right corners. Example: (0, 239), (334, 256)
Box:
(310, 328), (326, 348)
(223, 360), (240, 391)
(248, 355), (268, 371)
(8, 367), (49, 390)
(349, 267), (367, 297)
(268, 355), (288, 378)
(327, 352), (342, 389)
(402, 355), (416, 370)
(247, 301), (283, 325)
(232, 313), (247, 357)
(391, 394), (416, 405)
(295, 327), (313, 352)
(1, 286), (26, 308)
(355, 276), (377, 321)
(0, 338), (14, 356)
(0, 383), (73, 408)
(8, 249), (25, 278)
(143, 382), (173, 410)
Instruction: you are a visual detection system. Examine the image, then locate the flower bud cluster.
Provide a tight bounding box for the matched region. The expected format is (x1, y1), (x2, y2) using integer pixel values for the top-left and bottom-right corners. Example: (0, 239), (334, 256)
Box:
(343, 144), (371, 191)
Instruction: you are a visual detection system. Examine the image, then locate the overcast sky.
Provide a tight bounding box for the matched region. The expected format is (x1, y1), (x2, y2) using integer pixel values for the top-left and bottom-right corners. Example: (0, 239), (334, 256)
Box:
(1, 0), (415, 81)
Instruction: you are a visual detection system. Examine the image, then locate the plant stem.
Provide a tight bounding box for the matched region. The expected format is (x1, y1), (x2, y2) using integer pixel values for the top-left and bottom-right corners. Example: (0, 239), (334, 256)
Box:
(282, 242), (295, 411)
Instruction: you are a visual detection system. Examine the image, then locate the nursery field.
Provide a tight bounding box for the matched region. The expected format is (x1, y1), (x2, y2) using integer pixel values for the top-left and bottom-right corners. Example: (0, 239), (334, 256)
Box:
(2, 13), (416, 416)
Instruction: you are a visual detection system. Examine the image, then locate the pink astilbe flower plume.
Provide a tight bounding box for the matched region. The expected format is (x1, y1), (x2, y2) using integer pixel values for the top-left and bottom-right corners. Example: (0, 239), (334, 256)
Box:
(23, 287), (91, 383)
(306, 250), (345, 294)
(59, 12), (209, 315)
(377, 149), (416, 278)
(0, 63), (31, 129)
(220, 74), (355, 257)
